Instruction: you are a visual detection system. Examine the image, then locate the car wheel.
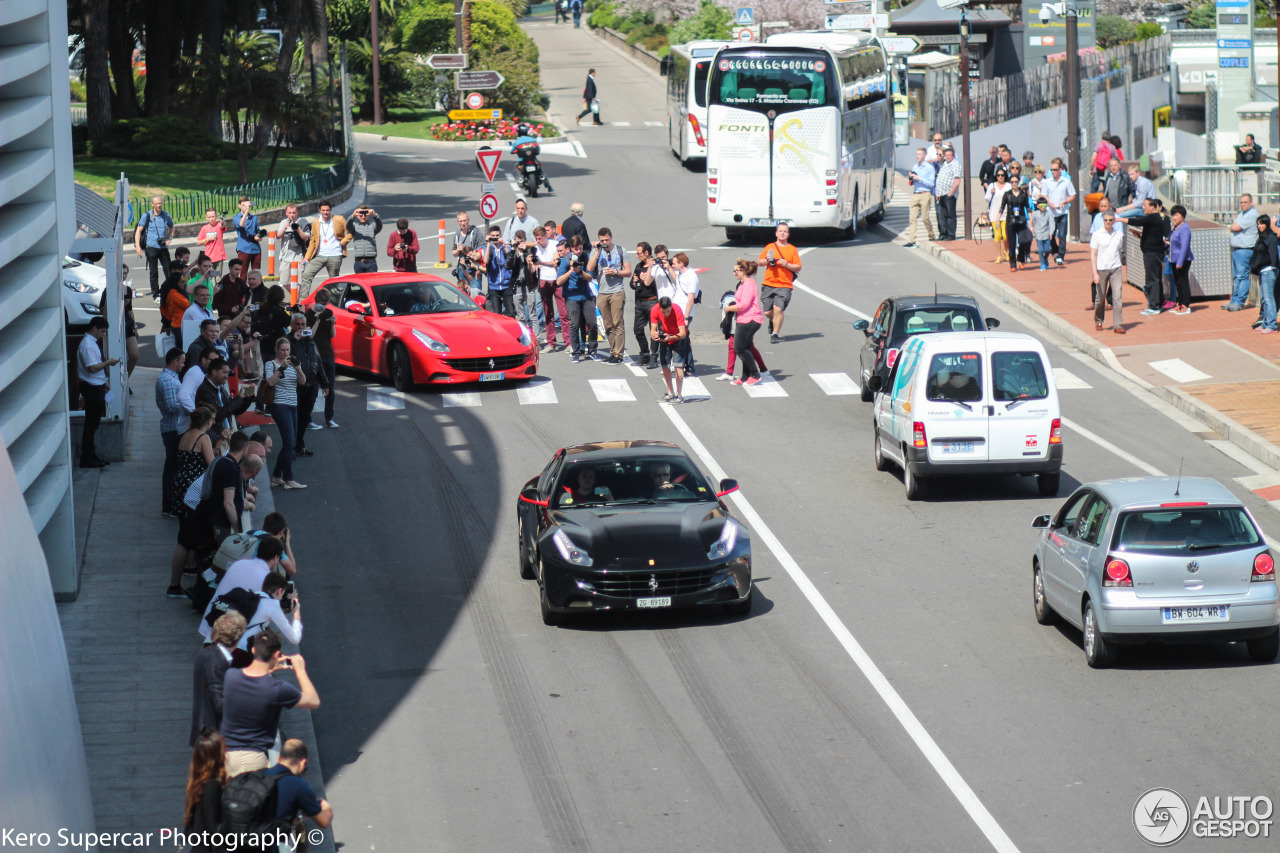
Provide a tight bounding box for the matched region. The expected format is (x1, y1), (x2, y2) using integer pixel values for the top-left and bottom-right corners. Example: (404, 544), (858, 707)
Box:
(540, 581), (564, 626)
(1032, 562), (1056, 625)
(1082, 600), (1115, 668)
(1246, 628), (1280, 662)
(873, 430), (888, 472)
(723, 586), (752, 617)
(860, 370), (873, 402)
(903, 460), (926, 500)
(518, 519), (535, 579)
(388, 342), (413, 392)
(1037, 472), (1061, 497)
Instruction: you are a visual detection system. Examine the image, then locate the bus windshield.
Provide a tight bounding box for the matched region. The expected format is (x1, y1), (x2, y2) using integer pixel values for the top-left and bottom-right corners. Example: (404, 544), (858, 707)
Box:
(711, 51), (839, 112)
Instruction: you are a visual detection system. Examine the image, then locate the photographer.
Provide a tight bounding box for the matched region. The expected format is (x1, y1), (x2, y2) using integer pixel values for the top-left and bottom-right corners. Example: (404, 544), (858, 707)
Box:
(212, 258), (249, 318)
(307, 290), (338, 428)
(507, 230), (543, 341)
(287, 312), (329, 448)
(630, 242), (658, 368)
(452, 211), (482, 284)
(233, 196), (264, 271)
(587, 227), (630, 363)
(483, 226), (515, 316)
(387, 218), (419, 272)
(556, 236), (597, 362)
(274, 204), (310, 276)
(350, 206), (383, 273)
(264, 336), (307, 490)
(134, 195), (175, 299)
(253, 286), (292, 354)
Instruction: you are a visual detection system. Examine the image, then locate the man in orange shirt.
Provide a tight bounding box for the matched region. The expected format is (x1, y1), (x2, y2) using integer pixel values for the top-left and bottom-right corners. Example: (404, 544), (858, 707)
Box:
(757, 223), (802, 344)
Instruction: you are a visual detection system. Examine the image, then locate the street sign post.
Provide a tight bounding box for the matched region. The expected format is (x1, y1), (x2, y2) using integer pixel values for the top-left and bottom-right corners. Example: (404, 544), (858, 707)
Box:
(448, 108), (503, 121)
(427, 53), (467, 70)
(825, 13), (889, 29)
(761, 20), (790, 27)
(879, 35), (920, 54)
(465, 92), (485, 110)
(479, 193), (499, 221)
(456, 70), (505, 90)
(735, 7), (754, 25)
(476, 149), (503, 183)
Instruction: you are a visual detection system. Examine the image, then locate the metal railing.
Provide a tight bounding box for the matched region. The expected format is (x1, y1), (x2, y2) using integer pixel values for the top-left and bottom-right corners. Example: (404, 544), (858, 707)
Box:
(1168, 165), (1279, 223)
(124, 155), (353, 226)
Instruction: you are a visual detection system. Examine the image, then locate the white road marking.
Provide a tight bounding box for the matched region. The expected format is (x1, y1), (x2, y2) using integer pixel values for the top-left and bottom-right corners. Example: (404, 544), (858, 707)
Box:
(1052, 367), (1092, 390)
(1148, 358), (1212, 383)
(589, 378), (635, 402)
(810, 372), (859, 396)
(516, 378), (557, 405)
(742, 373), (787, 397)
(366, 388), (404, 410)
(644, 120), (663, 126)
(1060, 417), (1163, 477)
(442, 392), (482, 407)
(657, 405), (1022, 853)
(791, 281), (874, 322)
(611, 121), (632, 126)
(681, 376), (711, 399)
(1208, 440), (1276, 476)
(625, 357), (648, 377)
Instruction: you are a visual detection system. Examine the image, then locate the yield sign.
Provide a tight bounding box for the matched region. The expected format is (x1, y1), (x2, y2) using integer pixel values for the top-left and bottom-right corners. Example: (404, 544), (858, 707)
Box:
(475, 148), (502, 182)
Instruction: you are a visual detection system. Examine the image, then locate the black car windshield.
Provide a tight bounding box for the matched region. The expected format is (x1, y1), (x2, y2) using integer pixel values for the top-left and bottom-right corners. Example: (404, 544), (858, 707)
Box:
(553, 458), (715, 507)
(1113, 507), (1261, 554)
(892, 306), (982, 340)
(374, 281), (477, 316)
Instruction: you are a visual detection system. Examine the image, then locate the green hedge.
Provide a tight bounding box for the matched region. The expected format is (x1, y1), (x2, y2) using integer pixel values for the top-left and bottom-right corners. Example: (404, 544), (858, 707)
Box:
(87, 115), (236, 162)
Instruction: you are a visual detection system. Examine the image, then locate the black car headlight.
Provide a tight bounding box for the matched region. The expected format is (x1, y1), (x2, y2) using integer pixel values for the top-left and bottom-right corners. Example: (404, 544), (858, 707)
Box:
(707, 520), (739, 561)
(552, 529), (592, 567)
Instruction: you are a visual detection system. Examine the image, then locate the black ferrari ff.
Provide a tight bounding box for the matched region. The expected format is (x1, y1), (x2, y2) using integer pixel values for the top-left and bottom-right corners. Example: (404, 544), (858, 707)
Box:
(517, 440), (752, 626)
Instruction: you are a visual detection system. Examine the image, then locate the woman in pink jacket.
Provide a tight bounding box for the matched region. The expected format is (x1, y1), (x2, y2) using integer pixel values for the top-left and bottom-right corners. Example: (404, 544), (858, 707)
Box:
(723, 258), (765, 386)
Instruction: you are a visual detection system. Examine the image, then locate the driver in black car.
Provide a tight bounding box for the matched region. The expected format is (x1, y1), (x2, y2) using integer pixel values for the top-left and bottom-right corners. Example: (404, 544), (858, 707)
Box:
(561, 467), (613, 505)
(648, 462), (692, 499)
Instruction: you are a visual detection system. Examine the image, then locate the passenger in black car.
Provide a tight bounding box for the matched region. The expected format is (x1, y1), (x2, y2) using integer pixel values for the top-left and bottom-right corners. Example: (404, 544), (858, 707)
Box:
(560, 467), (613, 505)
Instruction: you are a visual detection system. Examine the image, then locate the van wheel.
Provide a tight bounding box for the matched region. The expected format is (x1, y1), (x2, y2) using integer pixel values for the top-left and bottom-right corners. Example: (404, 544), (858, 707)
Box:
(1247, 628), (1280, 662)
(873, 430), (888, 471)
(1033, 562), (1056, 625)
(903, 461), (927, 500)
(1083, 600), (1115, 668)
(1037, 472), (1061, 497)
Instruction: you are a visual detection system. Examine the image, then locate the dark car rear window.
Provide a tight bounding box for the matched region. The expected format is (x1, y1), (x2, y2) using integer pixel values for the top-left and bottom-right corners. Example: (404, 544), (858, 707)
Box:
(1113, 507), (1261, 554)
(891, 306), (982, 340)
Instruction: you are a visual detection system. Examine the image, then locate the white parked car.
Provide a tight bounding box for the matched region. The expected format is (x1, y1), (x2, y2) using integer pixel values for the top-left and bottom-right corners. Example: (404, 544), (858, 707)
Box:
(63, 256), (107, 327)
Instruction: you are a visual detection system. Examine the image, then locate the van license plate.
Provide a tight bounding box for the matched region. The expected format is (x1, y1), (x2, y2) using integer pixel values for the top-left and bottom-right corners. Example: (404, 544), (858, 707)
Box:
(637, 597), (672, 608)
(749, 219), (778, 227)
(941, 442), (974, 454)
(1162, 605), (1229, 624)
(479, 372), (505, 382)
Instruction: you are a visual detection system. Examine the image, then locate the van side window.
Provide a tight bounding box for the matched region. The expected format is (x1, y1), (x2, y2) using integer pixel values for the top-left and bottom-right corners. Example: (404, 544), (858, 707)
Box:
(992, 351), (1049, 401)
(925, 353), (982, 403)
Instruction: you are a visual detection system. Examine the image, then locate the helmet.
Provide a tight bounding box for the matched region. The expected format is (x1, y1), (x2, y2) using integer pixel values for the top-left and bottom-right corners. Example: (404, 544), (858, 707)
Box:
(517, 123), (531, 137)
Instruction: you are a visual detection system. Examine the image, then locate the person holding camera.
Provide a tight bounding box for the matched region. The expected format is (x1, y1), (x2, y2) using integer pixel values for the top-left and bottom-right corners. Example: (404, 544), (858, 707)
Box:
(557, 237), (597, 362)
(220, 630), (319, 778)
(350, 206), (383, 273)
(630, 242), (658, 368)
(483, 226), (516, 316)
(301, 201), (351, 297)
(533, 225), (568, 350)
(387, 218), (420, 272)
(507, 230), (543, 341)
(588, 227), (630, 363)
(453, 211), (483, 283)
(197, 208), (228, 274)
(135, 195), (175, 299)
(757, 223), (802, 344)
(288, 313), (329, 447)
(233, 196), (264, 272)
(274, 204), (310, 277)
(308, 290), (339, 428)
(264, 336), (307, 490)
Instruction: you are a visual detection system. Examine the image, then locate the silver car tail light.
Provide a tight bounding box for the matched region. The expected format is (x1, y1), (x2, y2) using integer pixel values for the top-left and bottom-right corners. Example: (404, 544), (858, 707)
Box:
(1252, 552), (1275, 583)
(1104, 557), (1132, 588)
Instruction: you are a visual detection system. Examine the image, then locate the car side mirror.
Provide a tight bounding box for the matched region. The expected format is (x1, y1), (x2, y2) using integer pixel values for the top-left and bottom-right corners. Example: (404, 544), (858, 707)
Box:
(519, 487), (548, 507)
(716, 478), (739, 497)
(867, 375), (884, 393)
(1032, 514), (1051, 529)
(985, 317), (1000, 329)
(853, 319), (869, 334)
(344, 302), (368, 315)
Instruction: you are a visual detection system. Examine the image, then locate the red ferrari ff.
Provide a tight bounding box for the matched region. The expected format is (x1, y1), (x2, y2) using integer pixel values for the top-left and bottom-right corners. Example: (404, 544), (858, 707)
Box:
(300, 273), (539, 390)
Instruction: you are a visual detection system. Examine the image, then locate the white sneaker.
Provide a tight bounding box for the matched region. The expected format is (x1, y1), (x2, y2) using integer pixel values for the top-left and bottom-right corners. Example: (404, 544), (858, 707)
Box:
(326, 419), (340, 428)
(306, 422), (323, 431)
(715, 372), (734, 381)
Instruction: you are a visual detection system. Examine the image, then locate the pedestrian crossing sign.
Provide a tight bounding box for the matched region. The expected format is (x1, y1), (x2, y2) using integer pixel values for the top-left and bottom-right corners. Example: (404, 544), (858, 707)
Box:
(736, 7), (754, 25)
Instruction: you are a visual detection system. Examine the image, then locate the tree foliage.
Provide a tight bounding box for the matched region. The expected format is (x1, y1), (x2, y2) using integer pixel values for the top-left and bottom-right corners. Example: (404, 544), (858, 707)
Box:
(669, 0), (731, 42)
(1095, 15), (1137, 48)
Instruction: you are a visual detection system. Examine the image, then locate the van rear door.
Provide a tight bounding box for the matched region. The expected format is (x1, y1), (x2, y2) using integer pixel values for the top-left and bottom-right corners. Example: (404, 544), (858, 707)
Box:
(919, 346), (990, 462)
(987, 346), (1055, 464)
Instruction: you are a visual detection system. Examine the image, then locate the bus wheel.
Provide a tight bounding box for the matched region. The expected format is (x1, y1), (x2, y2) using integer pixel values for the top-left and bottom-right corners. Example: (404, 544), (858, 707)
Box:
(726, 228), (744, 243)
(842, 196), (858, 241)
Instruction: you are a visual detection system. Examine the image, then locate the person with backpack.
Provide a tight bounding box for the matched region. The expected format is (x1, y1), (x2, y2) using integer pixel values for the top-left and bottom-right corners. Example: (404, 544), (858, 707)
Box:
(265, 739), (334, 834)
(221, 629), (320, 777)
(191, 612), (249, 747)
(134, 195), (175, 299)
(198, 539), (296, 645)
(183, 730), (233, 851)
(571, 0), (583, 27)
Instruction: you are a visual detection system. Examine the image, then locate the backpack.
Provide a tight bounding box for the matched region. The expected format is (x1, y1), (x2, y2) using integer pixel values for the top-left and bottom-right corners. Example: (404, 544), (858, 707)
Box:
(204, 587), (264, 630)
(213, 531), (269, 573)
(220, 769), (287, 840)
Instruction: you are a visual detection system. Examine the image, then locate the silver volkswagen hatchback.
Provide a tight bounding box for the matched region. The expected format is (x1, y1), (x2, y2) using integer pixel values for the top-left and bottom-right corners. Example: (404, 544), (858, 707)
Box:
(1031, 477), (1280, 667)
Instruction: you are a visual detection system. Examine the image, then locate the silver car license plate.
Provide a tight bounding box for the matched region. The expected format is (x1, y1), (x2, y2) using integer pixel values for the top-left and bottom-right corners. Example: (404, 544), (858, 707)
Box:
(1161, 605), (1229, 624)
(637, 597), (672, 608)
(479, 372), (504, 382)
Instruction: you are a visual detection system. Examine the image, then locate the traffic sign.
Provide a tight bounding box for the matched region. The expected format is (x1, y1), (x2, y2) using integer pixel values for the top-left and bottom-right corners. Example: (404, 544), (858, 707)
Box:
(481, 182), (497, 196)
(761, 20), (790, 27)
(456, 70), (505, 90)
(476, 149), (503, 183)
(735, 26), (755, 42)
(465, 92), (485, 109)
(448, 108), (503, 121)
(479, 193), (499, 220)
(735, 7), (754, 25)
(427, 53), (467, 70)
(879, 35), (920, 54)
(825, 13), (889, 29)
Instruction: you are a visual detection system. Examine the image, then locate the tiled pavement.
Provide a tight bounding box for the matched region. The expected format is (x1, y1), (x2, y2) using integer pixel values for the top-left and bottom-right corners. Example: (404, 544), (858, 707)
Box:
(58, 367), (334, 852)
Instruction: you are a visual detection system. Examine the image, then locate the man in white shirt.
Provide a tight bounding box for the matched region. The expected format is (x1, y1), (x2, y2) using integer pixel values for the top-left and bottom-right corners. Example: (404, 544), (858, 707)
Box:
(643, 244), (680, 303)
(181, 282), (217, 351)
(275, 204), (310, 278)
(533, 225), (568, 351)
(502, 199), (538, 244)
(1091, 211), (1126, 334)
(78, 317), (120, 468)
(199, 539), (301, 649)
(670, 252), (700, 373)
(1041, 158), (1077, 265)
(300, 202), (350, 297)
(179, 345), (219, 415)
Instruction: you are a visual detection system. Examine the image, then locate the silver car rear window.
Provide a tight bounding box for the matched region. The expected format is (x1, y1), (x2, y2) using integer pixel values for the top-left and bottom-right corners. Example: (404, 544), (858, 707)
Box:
(1113, 507), (1261, 554)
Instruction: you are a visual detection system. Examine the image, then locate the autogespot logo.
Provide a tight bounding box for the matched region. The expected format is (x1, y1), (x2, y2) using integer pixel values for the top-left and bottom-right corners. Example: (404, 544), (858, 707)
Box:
(1134, 788), (1190, 846)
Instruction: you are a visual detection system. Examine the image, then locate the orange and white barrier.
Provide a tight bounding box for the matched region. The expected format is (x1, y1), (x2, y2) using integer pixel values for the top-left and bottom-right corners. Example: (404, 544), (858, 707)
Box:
(434, 219), (449, 268)
(289, 260), (299, 305)
(267, 233), (276, 276)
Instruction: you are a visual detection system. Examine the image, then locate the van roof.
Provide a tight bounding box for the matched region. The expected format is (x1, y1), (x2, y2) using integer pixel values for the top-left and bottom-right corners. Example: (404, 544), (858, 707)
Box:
(905, 331), (1046, 350)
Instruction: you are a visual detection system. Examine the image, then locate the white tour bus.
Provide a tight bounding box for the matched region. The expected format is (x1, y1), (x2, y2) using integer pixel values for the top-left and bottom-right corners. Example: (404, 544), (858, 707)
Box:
(705, 31), (893, 241)
(665, 40), (734, 165)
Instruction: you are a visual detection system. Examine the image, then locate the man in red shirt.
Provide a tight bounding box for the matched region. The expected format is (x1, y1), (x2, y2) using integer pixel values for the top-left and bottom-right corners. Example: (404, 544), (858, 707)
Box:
(649, 296), (690, 403)
(756, 223), (802, 344)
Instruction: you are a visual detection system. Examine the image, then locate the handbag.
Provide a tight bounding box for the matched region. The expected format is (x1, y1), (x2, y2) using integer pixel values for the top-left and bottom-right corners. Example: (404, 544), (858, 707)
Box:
(155, 329), (175, 359)
(254, 375), (275, 406)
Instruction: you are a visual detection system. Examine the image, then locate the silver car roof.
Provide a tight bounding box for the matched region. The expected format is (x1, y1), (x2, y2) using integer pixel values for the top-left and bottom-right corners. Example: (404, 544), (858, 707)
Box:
(1085, 476), (1241, 509)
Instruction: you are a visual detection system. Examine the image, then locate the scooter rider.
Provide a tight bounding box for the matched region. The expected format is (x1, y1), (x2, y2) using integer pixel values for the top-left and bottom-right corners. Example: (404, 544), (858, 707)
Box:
(510, 123), (553, 194)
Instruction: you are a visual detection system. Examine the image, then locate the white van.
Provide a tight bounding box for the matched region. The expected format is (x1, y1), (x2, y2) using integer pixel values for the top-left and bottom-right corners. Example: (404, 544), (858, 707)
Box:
(869, 331), (1063, 500)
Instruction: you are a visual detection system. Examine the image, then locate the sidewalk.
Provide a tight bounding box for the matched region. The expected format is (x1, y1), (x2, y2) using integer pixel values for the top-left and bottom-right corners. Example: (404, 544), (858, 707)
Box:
(58, 368), (334, 852)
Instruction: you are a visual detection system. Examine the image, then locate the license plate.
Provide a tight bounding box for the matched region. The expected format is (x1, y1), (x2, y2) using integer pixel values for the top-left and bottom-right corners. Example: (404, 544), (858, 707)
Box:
(479, 371), (505, 382)
(526, 165), (538, 172)
(1161, 605), (1230, 624)
(636, 597), (672, 608)
(941, 442), (974, 454)
(749, 218), (778, 227)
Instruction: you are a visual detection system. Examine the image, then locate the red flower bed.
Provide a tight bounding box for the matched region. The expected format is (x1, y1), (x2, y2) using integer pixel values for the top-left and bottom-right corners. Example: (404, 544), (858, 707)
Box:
(430, 118), (553, 141)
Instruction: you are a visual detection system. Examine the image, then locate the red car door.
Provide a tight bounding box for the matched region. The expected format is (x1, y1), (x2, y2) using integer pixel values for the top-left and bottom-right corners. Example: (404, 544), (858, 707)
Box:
(343, 282), (379, 372)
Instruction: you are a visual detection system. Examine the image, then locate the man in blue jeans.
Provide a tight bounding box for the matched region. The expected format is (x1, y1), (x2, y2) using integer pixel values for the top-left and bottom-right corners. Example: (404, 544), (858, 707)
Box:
(1042, 158), (1076, 265)
(1226, 193), (1261, 311)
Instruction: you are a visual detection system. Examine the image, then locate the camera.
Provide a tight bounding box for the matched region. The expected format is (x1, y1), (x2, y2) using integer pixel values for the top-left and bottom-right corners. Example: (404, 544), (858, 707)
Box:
(289, 355), (300, 366)
(280, 580), (297, 613)
(257, 228), (269, 238)
(300, 329), (313, 338)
